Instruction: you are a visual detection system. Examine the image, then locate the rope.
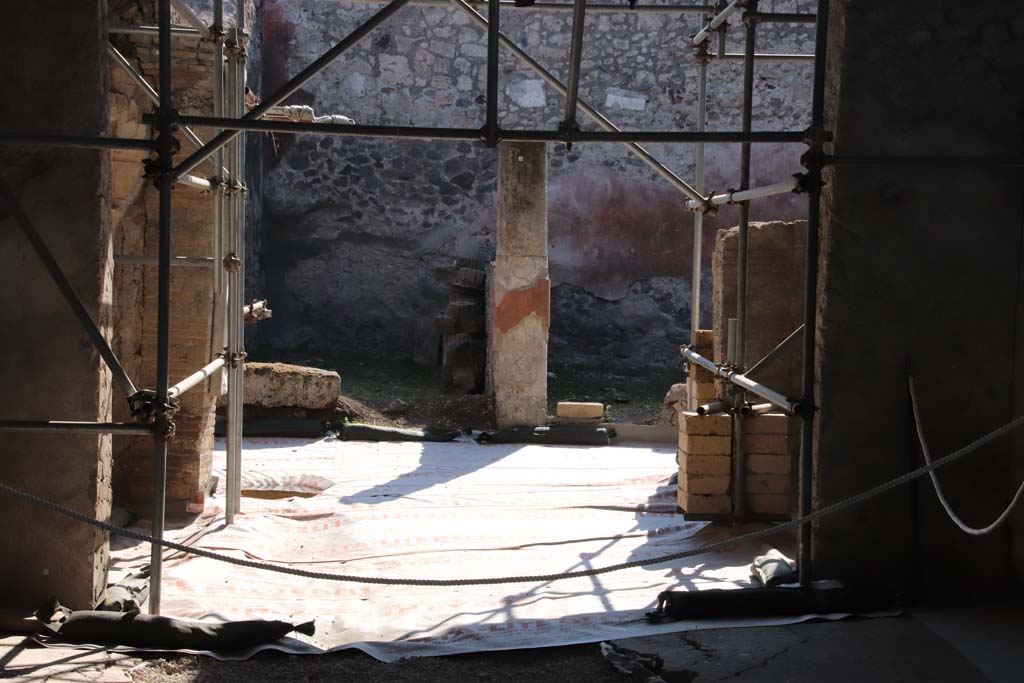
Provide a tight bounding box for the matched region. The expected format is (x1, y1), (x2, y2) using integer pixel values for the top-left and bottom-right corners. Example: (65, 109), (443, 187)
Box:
(2, 408), (1024, 586)
(908, 375), (1024, 535)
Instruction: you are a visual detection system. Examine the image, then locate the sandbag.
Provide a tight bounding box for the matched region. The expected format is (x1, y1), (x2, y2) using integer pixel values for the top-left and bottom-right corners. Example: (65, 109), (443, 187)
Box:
(646, 585), (895, 621)
(476, 425), (616, 446)
(37, 599), (314, 652)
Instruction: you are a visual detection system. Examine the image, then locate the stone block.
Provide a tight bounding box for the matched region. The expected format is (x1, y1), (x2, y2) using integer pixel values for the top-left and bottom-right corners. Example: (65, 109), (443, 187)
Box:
(749, 453), (791, 475)
(687, 378), (718, 402)
(746, 474), (790, 495)
(677, 489), (732, 515)
(692, 329), (714, 349)
(743, 433), (788, 454)
(679, 411), (732, 437)
(556, 401), (604, 419)
(683, 474), (731, 495)
(679, 433), (732, 455)
(241, 363), (341, 410)
(749, 494), (789, 516)
(745, 413), (789, 435)
(678, 452), (732, 476)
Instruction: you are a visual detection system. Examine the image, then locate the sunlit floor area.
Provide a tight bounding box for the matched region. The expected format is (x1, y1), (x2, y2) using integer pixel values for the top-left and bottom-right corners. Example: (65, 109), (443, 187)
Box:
(108, 437), (814, 659)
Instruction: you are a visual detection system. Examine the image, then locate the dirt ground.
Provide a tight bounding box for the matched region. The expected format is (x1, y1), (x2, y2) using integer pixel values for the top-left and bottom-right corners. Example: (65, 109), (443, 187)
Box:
(257, 353), (682, 430)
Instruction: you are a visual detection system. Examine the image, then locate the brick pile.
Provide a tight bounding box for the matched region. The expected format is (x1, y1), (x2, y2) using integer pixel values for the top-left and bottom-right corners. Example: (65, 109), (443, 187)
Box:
(743, 413), (791, 517)
(686, 329), (718, 408)
(676, 411), (732, 515)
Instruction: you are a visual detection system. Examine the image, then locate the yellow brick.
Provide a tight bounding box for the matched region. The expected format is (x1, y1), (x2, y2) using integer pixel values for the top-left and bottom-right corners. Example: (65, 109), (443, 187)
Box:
(680, 474), (731, 495)
(749, 493), (789, 516)
(678, 489), (732, 515)
(746, 473), (789, 495)
(745, 413), (789, 435)
(556, 402), (604, 419)
(743, 433), (788, 454)
(688, 380), (719, 402)
(679, 411), (733, 437)
(748, 453), (791, 475)
(678, 452), (732, 476)
(690, 365), (716, 384)
(679, 433), (732, 455)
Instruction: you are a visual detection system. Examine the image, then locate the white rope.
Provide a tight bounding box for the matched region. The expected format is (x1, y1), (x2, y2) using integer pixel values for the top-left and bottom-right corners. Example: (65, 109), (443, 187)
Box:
(908, 375), (1024, 535)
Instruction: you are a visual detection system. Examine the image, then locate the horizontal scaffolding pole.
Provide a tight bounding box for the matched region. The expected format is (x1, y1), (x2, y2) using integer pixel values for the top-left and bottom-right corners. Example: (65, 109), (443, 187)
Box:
(168, 115), (807, 145)
(716, 53), (815, 62)
(685, 177), (800, 209)
(108, 24), (201, 36)
(178, 174), (214, 191)
(114, 255), (215, 268)
(167, 356), (226, 401)
(169, 0), (213, 39)
(825, 155), (1024, 168)
(0, 420), (154, 435)
(0, 131), (154, 152)
(746, 11), (816, 23)
(347, 0), (711, 11)
(682, 346), (800, 414)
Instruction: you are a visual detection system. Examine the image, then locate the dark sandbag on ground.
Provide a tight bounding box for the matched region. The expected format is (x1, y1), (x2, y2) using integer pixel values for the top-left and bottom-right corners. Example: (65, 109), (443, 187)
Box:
(37, 599), (314, 651)
(476, 426), (616, 446)
(335, 423), (465, 442)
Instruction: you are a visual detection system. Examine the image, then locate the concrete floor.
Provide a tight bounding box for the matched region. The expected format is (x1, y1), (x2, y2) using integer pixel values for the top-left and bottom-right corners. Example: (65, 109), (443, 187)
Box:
(2, 605), (1019, 682)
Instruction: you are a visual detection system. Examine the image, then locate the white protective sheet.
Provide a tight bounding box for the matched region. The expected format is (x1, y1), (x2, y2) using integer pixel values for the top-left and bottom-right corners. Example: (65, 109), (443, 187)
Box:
(110, 436), (816, 661)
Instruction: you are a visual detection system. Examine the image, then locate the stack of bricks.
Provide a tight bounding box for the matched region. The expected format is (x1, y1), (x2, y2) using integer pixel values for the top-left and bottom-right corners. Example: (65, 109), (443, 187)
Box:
(743, 413), (791, 517)
(687, 329), (718, 409)
(677, 411), (733, 516)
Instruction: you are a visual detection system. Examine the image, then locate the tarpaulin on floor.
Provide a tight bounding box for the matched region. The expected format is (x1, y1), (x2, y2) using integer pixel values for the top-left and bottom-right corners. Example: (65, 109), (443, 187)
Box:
(110, 436), (817, 661)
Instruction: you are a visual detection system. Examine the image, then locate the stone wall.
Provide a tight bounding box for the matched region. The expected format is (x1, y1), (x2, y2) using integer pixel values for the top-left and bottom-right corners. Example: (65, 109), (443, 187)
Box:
(254, 0), (815, 370)
(0, 0), (113, 610)
(815, 0), (1024, 597)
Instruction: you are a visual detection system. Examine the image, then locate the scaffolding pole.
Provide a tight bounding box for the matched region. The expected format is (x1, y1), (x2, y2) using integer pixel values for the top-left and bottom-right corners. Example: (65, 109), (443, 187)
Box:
(799, 0), (830, 587)
(0, 421), (154, 435)
(689, 6), (710, 411)
(560, 0), (587, 137)
(164, 115), (807, 144)
(150, 0), (174, 617)
(730, 2), (759, 522)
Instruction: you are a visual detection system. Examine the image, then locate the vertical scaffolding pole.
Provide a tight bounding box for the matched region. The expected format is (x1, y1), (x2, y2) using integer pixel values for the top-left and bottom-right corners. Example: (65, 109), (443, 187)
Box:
(224, 26), (241, 525)
(561, 0), (587, 134)
(689, 9), (709, 411)
(213, 1), (225, 294)
(484, 0), (500, 146)
(799, 0), (830, 585)
(225, 2), (248, 524)
(731, 3), (757, 522)
(150, 0), (173, 616)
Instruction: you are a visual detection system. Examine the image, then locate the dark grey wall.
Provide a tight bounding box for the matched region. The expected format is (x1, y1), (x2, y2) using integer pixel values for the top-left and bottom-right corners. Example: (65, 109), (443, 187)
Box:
(0, 0), (113, 609)
(814, 0), (1024, 597)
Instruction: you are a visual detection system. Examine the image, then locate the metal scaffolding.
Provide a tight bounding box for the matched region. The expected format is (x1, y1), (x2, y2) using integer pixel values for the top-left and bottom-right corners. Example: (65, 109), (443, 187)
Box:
(0, 0), (833, 612)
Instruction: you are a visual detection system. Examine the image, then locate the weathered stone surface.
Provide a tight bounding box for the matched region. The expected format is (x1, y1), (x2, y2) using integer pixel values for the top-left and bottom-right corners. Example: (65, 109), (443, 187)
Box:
(240, 363), (341, 409)
(0, 0), (112, 610)
(255, 0), (812, 370)
(677, 489), (731, 516)
(713, 221), (807, 399)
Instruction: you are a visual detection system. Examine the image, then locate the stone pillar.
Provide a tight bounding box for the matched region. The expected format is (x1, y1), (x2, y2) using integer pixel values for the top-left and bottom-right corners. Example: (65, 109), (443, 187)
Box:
(0, 0), (113, 609)
(490, 142), (550, 427)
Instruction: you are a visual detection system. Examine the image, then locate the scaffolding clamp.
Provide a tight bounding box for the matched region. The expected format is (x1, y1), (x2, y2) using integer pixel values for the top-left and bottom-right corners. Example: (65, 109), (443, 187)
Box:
(227, 350), (248, 369)
(695, 40), (712, 66)
(557, 120), (580, 151)
(693, 190), (719, 216)
(127, 390), (179, 431)
(223, 253), (241, 272)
